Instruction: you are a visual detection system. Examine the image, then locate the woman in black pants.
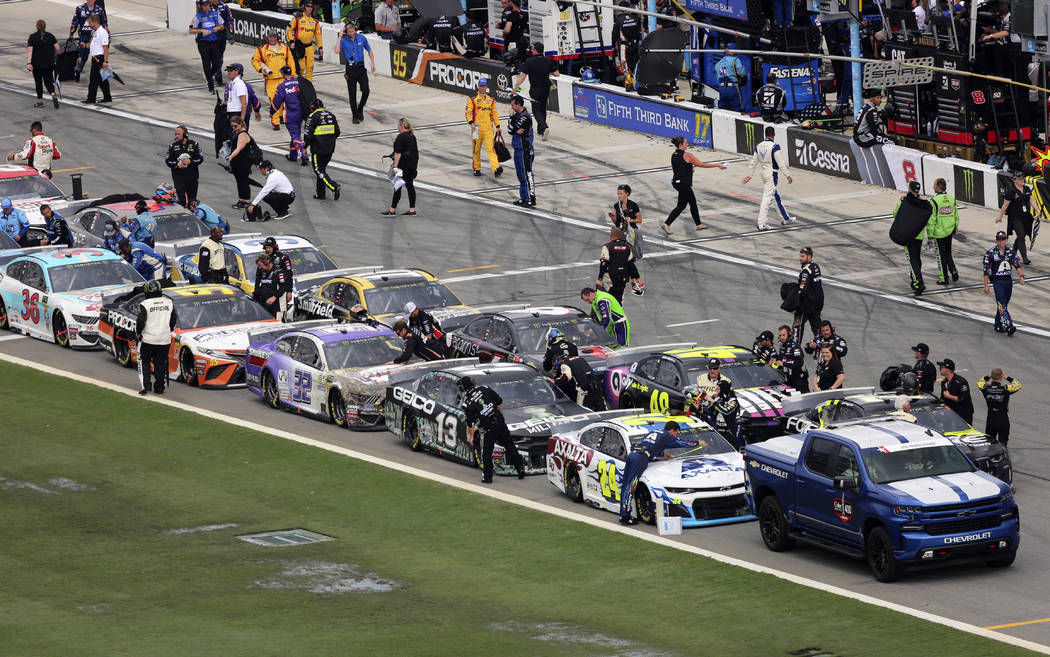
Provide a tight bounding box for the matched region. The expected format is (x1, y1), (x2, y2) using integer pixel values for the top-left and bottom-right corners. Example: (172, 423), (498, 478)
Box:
(227, 116), (254, 209)
(27, 20), (60, 109)
(381, 118), (418, 216)
(663, 135), (727, 234)
(996, 172), (1034, 265)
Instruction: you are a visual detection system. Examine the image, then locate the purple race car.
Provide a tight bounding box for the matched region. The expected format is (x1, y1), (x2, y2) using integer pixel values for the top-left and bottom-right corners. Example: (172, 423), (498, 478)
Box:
(245, 321), (470, 429)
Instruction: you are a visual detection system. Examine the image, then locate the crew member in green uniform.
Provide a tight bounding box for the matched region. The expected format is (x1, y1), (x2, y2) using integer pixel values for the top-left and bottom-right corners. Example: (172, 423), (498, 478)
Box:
(927, 177), (960, 285)
(580, 286), (630, 347)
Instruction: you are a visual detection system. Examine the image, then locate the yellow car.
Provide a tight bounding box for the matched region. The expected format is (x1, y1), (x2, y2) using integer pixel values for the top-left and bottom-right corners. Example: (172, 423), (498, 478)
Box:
(294, 267), (479, 329)
(175, 234), (338, 295)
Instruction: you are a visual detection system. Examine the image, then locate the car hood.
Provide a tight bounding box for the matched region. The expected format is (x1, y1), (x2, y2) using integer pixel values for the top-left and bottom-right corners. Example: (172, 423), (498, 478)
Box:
(883, 471), (1008, 506)
(644, 452), (745, 488)
(334, 357), (477, 394)
(736, 386), (794, 419)
(179, 320), (280, 350)
(11, 197), (63, 226)
(55, 284), (140, 312)
(504, 402), (600, 438)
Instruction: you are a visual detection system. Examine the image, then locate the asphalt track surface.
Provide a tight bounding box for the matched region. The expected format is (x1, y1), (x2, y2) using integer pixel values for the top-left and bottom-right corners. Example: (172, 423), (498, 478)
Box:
(2, 90), (1049, 648)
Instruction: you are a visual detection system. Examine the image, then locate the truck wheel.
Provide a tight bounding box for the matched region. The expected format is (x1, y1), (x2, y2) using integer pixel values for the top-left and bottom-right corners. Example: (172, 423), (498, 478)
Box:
(866, 526), (903, 582)
(758, 496), (795, 552)
(563, 465), (583, 503)
(987, 551), (1017, 568)
(635, 485), (656, 525)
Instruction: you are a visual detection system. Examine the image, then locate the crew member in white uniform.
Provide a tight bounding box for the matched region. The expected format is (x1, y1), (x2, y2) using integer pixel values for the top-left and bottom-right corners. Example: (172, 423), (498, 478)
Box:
(135, 281), (178, 395)
(688, 358), (732, 413)
(742, 125), (794, 231)
(247, 159), (295, 222)
(7, 121), (61, 178)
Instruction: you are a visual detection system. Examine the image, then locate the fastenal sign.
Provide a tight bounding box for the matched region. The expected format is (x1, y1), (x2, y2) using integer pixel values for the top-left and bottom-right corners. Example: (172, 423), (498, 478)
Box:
(862, 57), (934, 89)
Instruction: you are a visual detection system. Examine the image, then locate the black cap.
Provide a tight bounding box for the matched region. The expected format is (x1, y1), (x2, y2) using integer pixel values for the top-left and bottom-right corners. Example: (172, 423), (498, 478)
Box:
(996, 230), (1008, 240)
(799, 246), (813, 256)
(1012, 171), (1026, 180)
(458, 376), (475, 391)
(937, 358), (956, 371)
(758, 330), (774, 342)
(910, 342), (929, 355)
(717, 379), (733, 394)
(908, 180), (921, 193)
(708, 358), (721, 369)
(259, 159), (273, 170)
(225, 63), (243, 73)
(280, 65), (293, 76)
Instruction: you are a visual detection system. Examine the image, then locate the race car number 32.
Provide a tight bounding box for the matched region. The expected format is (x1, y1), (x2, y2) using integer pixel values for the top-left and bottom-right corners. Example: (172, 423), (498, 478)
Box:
(292, 370), (312, 403)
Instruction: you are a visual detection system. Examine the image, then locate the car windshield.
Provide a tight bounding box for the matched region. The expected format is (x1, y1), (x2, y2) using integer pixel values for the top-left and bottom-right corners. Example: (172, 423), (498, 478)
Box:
(515, 317), (608, 353)
(862, 445), (974, 484)
(173, 295), (273, 328)
(50, 260), (143, 292)
(152, 212), (208, 241)
(907, 405), (974, 433)
(0, 232), (17, 249)
(487, 375), (560, 408)
(687, 360), (782, 388)
(243, 247), (337, 283)
(324, 336), (404, 370)
(364, 281), (461, 315)
(628, 427), (736, 457)
(0, 174), (63, 200)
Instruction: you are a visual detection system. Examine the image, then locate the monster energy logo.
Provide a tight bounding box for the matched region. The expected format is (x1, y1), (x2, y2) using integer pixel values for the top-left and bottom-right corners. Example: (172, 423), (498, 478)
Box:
(741, 121), (757, 154)
(961, 168), (975, 200)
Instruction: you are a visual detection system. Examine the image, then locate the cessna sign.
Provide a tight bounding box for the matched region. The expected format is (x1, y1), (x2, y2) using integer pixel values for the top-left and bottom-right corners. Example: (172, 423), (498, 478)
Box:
(862, 57), (935, 89)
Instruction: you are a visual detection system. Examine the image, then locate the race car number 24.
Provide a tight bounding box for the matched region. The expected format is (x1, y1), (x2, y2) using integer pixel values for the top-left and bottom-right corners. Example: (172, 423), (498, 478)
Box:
(597, 460), (621, 502)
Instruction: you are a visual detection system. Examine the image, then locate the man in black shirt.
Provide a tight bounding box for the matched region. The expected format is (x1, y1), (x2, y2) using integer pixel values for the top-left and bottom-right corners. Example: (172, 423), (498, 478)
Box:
(252, 254), (292, 317)
(404, 302), (447, 357)
(751, 330), (776, 364)
(977, 368), (1021, 445)
(597, 226), (641, 303)
(459, 376), (525, 482)
(937, 358), (974, 425)
(303, 98), (341, 200)
(755, 73), (786, 122)
(514, 43), (559, 139)
(508, 94), (536, 207)
(804, 320), (847, 365)
(616, 3), (641, 91)
(391, 319), (445, 363)
(910, 342), (936, 394)
(773, 324), (808, 392)
(165, 125), (205, 207)
(791, 246), (823, 342)
(498, 0), (527, 61)
(462, 15), (487, 58)
(426, 15), (455, 52)
(542, 329), (577, 373)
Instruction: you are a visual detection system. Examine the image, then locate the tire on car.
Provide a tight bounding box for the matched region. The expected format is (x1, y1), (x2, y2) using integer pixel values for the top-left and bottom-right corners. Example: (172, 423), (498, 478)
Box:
(53, 311), (69, 348)
(180, 348), (198, 386)
(328, 389), (347, 427)
(563, 464), (583, 502)
(261, 369), (281, 408)
(635, 484), (656, 525)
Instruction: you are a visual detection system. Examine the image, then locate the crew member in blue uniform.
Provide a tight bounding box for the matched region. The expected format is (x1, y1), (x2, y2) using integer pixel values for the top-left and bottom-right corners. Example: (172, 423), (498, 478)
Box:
(0, 199), (30, 245)
(118, 239), (168, 281)
(189, 0), (225, 94)
(210, 0), (233, 87)
(619, 420), (696, 525)
(714, 45), (747, 112)
(40, 204), (71, 246)
(508, 94), (535, 207)
(983, 230), (1026, 335)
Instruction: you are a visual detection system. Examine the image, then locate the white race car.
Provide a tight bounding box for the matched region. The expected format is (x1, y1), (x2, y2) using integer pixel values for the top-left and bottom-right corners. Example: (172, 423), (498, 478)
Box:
(546, 413), (756, 527)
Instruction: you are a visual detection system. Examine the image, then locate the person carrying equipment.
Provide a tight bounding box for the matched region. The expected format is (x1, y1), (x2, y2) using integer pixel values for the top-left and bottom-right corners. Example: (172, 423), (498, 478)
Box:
(252, 30), (294, 130)
(466, 78), (503, 177)
(580, 286), (630, 347)
(890, 181), (934, 296)
(618, 420), (696, 525)
(285, 0), (322, 81)
(197, 225), (229, 284)
(460, 376), (526, 483)
(135, 281), (178, 396)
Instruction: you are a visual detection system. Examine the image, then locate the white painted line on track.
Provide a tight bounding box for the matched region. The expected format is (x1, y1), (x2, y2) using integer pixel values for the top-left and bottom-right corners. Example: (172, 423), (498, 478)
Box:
(1, 349), (1047, 656)
(666, 319), (720, 328)
(43, 0), (169, 29)
(8, 81), (1049, 342)
(0, 334), (27, 342)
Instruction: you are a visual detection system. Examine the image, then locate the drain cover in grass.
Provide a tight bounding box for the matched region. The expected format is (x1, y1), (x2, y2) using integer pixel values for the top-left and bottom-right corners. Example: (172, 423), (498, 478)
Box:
(237, 529), (334, 547)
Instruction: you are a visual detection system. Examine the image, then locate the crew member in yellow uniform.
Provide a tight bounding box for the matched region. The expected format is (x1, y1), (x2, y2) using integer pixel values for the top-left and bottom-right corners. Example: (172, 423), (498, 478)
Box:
(252, 29), (294, 129)
(465, 77), (503, 177)
(286, 0), (323, 81)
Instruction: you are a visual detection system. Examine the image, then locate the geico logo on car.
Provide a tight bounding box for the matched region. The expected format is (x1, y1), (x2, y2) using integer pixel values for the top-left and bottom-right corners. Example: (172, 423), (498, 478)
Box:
(392, 386), (436, 413)
(942, 530), (993, 545)
(428, 62), (486, 89)
(794, 139), (850, 174)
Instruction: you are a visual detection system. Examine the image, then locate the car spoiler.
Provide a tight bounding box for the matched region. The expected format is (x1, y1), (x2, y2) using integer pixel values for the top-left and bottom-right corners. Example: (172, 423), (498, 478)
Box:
(599, 342), (698, 369)
(385, 357), (479, 386)
(780, 386), (877, 416)
(246, 319), (342, 348)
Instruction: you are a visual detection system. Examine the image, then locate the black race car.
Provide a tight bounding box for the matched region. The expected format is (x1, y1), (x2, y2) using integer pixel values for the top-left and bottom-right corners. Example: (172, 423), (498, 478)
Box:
(446, 305), (618, 370)
(782, 388), (1012, 483)
(383, 362), (611, 475)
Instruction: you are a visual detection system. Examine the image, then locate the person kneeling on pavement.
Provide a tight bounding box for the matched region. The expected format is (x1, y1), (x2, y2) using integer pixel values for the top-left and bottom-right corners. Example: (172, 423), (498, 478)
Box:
(550, 351), (606, 411)
(252, 254), (292, 319)
(246, 160), (295, 222)
(618, 420), (697, 525)
(136, 280), (178, 396)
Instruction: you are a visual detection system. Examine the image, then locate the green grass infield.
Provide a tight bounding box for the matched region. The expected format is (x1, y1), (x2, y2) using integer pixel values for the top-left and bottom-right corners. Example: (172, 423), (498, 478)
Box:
(0, 361), (1036, 657)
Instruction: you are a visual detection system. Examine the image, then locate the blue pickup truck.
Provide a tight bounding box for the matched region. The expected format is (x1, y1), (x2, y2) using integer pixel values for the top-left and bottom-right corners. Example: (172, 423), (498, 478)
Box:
(744, 419), (1019, 581)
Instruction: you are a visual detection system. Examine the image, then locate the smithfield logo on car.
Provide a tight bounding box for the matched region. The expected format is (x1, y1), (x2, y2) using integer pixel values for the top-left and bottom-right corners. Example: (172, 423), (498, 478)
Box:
(392, 386), (436, 414)
(793, 138), (851, 174)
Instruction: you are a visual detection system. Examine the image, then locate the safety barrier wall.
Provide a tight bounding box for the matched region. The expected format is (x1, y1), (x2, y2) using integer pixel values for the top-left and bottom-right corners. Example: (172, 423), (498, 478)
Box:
(165, 0), (1003, 210)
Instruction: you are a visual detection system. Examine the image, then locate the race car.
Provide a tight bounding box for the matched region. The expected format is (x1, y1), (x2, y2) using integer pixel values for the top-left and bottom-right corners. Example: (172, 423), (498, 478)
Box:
(384, 362), (603, 475)
(177, 234), (338, 294)
(97, 283), (278, 387)
(0, 232), (17, 250)
(445, 305), (618, 369)
(0, 164), (70, 242)
(67, 199), (210, 259)
(0, 248), (143, 349)
(294, 267), (477, 330)
(245, 321), (465, 429)
(781, 388), (1012, 483)
(547, 413), (755, 526)
(614, 345), (794, 443)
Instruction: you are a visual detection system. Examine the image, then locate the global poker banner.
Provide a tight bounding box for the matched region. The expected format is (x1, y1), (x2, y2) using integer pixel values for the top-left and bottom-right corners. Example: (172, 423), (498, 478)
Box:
(572, 83), (713, 148)
(226, 6), (291, 48)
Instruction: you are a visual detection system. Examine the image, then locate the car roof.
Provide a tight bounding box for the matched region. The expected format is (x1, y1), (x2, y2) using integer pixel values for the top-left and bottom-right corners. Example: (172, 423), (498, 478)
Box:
(813, 419), (944, 449)
(435, 362), (537, 380)
(94, 200), (177, 214)
(495, 305), (590, 322)
(27, 248), (123, 267)
(302, 323), (396, 341)
(602, 413), (711, 434)
(224, 234), (317, 254)
(162, 284), (250, 302)
(352, 268), (435, 287)
(662, 345), (756, 364)
(0, 165), (39, 179)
